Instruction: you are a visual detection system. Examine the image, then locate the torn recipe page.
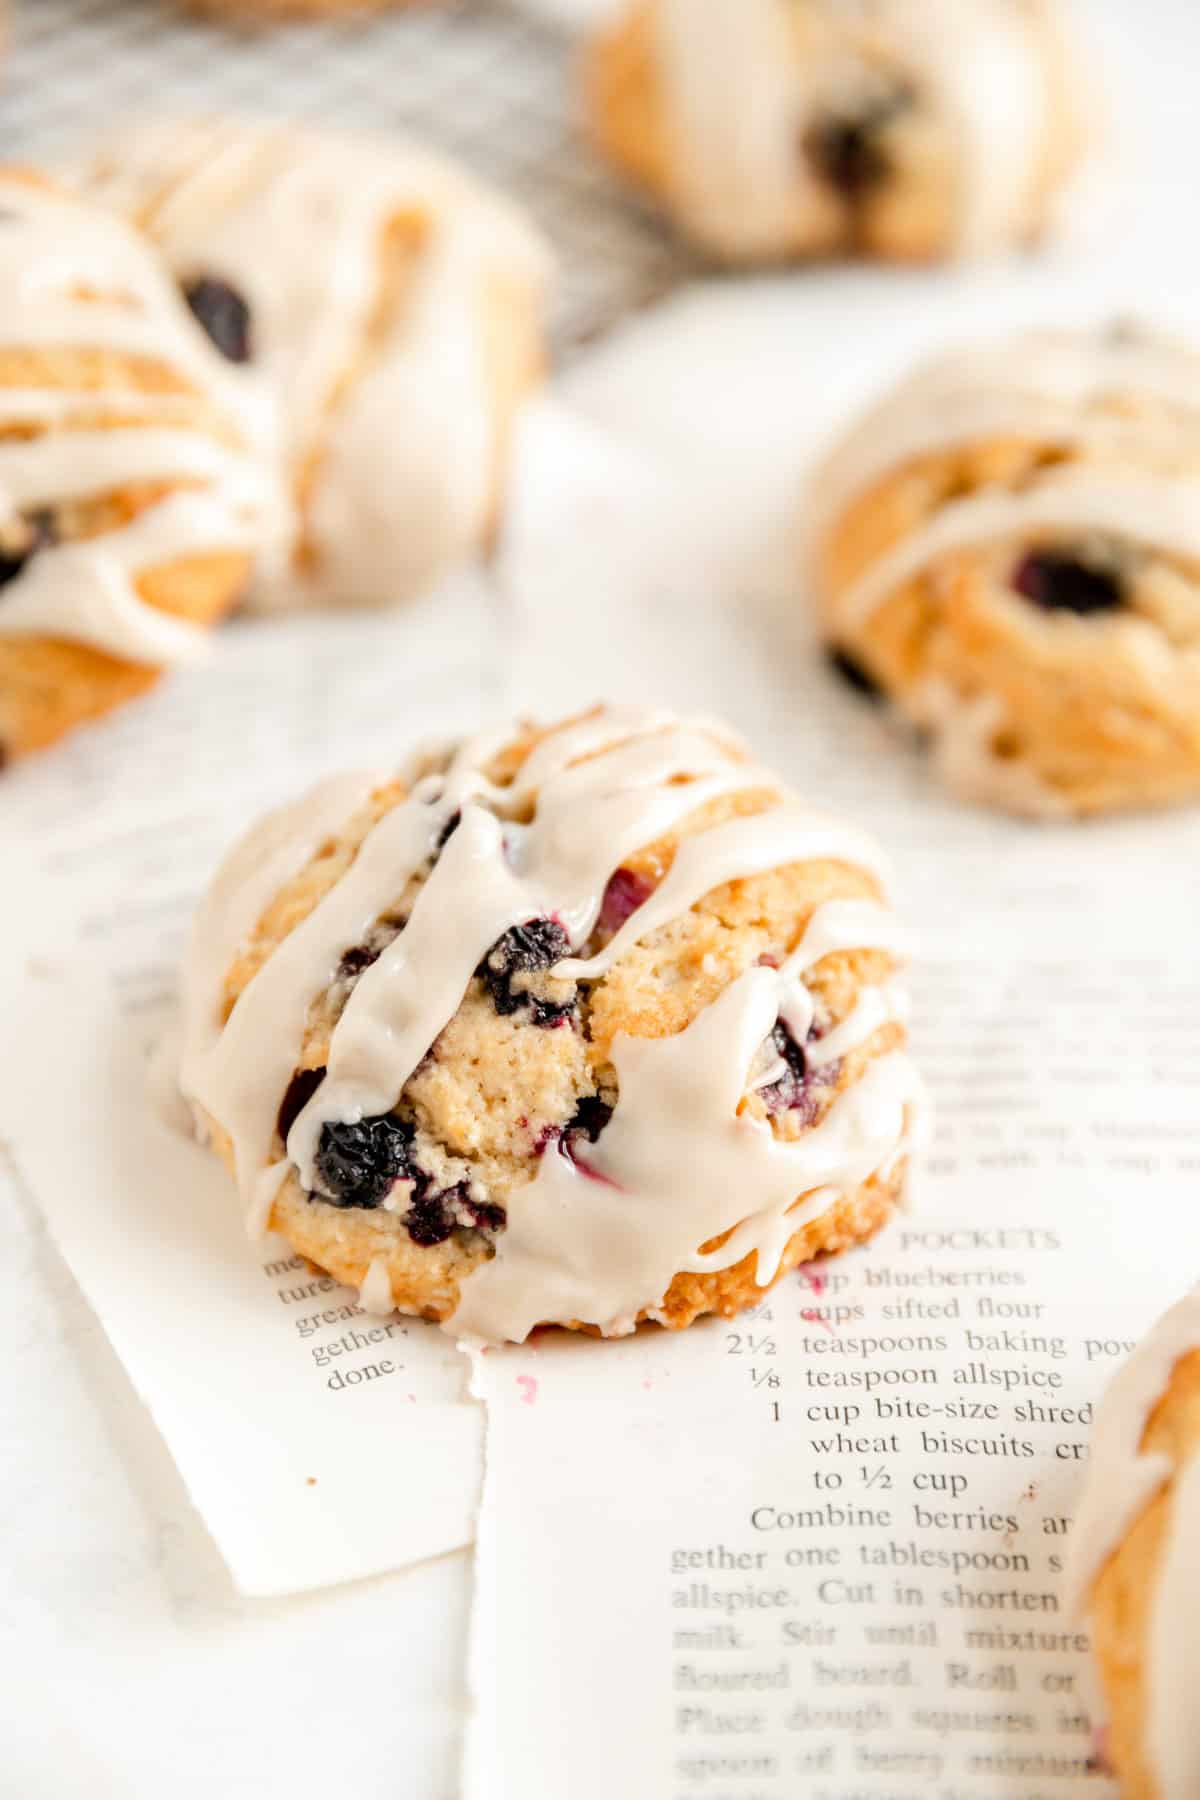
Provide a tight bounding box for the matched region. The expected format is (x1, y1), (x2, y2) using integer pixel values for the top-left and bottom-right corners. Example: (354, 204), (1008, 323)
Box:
(2, 965), (481, 1596)
(467, 949), (1200, 1800)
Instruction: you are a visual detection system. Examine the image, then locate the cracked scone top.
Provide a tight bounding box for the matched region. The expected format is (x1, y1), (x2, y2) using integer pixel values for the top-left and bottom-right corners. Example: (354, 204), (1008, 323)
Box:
(1068, 1289), (1200, 1800)
(585, 0), (1086, 264)
(82, 118), (551, 611)
(812, 326), (1200, 817)
(178, 707), (923, 1344)
(0, 171), (279, 761)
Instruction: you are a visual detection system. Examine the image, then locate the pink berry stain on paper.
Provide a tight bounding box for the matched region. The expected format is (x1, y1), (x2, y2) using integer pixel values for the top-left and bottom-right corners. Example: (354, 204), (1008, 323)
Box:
(798, 1265), (835, 1333)
(517, 1375), (538, 1406)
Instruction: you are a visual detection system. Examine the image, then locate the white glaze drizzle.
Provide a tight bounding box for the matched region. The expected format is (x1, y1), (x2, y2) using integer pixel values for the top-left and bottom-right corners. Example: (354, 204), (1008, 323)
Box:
(179, 771), (382, 1090)
(652, 0), (1054, 258)
(837, 470), (1200, 634)
(358, 1255), (395, 1317)
(815, 328), (1200, 657)
(656, 0), (804, 259)
(82, 118), (552, 610)
(452, 969), (921, 1345)
(814, 331), (1200, 552)
(181, 708), (921, 1338)
(1067, 1288), (1200, 1796)
(559, 815), (890, 979)
(284, 723), (790, 1188)
(0, 177), (277, 664)
(176, 773), (384, 1231)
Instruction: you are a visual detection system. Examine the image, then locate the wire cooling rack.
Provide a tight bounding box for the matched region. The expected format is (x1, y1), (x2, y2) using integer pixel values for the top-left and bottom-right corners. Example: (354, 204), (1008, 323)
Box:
(2, 0), (701, 352)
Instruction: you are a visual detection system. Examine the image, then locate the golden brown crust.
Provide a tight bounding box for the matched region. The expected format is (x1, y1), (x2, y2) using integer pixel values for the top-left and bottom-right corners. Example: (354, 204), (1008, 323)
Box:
(583, 2), (673, 205)
(584, 0), (1085, 264)
(201, 710), (912, 1337)
(0, 546), (248, 757)
(0, 212), (254, 762)
(651, 1158), (903, 1330)
(817, 432), (1200, 817)
(270, 1151), (906, 1333)
(1087, 1349), (1200, 1800)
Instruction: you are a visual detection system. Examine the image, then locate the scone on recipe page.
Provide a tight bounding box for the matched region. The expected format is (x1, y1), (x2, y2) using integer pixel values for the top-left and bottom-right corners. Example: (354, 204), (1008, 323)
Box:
(0, 171), (280, 764)
(811, 326), (1200, 818)
(82, 119), (552, 612)
(175, 706), (926, 1345)
(584, 0), (1089, 263)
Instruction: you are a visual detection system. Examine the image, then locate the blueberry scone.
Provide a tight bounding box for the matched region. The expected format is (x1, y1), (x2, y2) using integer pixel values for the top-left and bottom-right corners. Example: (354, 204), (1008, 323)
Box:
(1069, 1289), (1200, 1799)
(585, 0), (1087, 263)
(83, 119), (551, 611)
(177, 706), (924, 1343)
(0, 171), (278, 763)
(811, 327), (1200, 817)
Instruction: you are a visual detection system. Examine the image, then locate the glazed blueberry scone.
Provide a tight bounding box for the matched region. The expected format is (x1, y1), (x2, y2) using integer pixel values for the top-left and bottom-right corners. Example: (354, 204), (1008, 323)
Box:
(0, 171), (279, 763)
(584, 0), (1087, 263)
(82, 118), (551, 611)
(1068, 1289), (1200, 1799)
(811, 327), (1200, 818)
(177, 707), (924, 1343)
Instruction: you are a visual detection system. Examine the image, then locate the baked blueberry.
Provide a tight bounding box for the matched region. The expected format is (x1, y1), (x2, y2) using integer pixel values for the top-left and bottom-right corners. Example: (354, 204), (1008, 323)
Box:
(478, 918), (575, 1026)
(562, 1095), (613, 1151)
(314, 1113), (414, 1208)
(804, 89), (913, 200)
(463, 1195), (507, 1233)
(403, 1188), (456, 1247)
(759, 1022), (810, 1115)
(183, 276), (253, 365)
(827, 645), (883, 701)
(598, 867), (653, 934)
(0, 508), (56, 590)
(277, 1065), (326, 1144)
(1012, 550), (1125, 615)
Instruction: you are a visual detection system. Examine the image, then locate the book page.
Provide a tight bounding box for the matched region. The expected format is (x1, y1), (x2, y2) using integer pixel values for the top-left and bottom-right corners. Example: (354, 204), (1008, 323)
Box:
(467, 946), (1200, 1798)
(463, 271), (1200, 1796)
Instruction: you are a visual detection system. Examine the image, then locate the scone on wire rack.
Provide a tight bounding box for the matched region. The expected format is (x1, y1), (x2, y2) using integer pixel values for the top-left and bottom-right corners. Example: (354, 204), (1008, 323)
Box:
(584, 0), (1088, 264)
(810, 326), (1200, 818)
(0, 170), (280, 764)
(82, 118), (551, 612)
(176, 705), (925, 1344)
(1068, 1288), (1200, 1799)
